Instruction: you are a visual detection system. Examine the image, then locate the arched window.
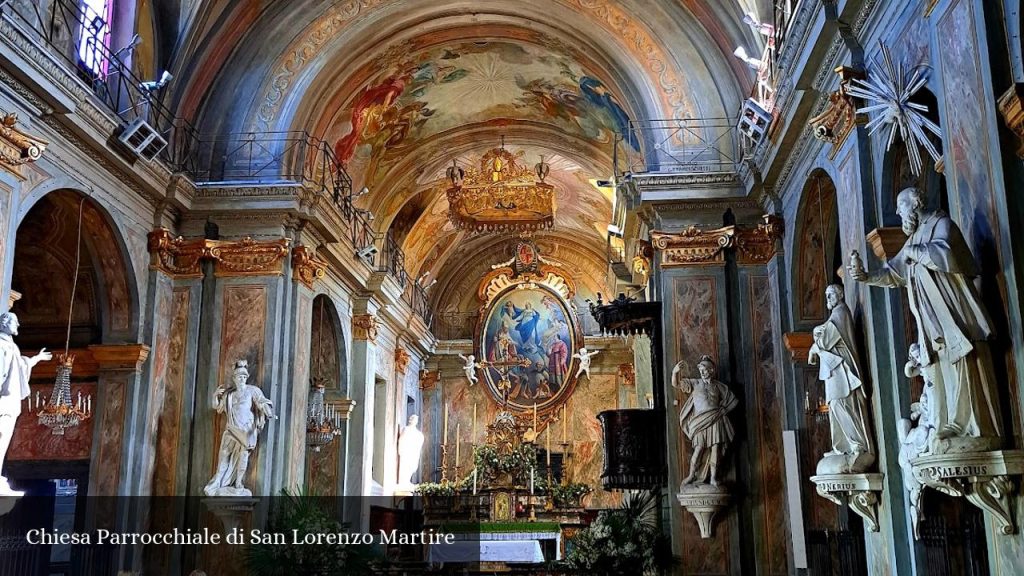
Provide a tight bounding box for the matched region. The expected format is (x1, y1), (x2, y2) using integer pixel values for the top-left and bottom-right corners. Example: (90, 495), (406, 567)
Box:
(77, 0), (113, 76)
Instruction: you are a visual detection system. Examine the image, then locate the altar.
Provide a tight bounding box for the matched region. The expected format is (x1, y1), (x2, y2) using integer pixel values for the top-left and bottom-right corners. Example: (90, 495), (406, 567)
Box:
(427, 530), (561, 564)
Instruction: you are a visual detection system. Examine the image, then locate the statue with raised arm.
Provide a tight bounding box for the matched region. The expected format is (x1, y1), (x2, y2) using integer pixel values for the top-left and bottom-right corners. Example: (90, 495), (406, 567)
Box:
(807, 284), (875, 473)
(205, 360), (275, 497)
(0, 312), (51, 496)
(572, 347), (599, 379)
(672, 356), (738, 486)
(848, 187), (1001, 453)
(458, 353), (482, 386)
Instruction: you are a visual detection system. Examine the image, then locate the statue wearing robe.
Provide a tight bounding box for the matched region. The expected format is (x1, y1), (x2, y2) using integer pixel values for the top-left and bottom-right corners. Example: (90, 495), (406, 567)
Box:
(397, 415), (424, 488)
(0, 312), (50, 495)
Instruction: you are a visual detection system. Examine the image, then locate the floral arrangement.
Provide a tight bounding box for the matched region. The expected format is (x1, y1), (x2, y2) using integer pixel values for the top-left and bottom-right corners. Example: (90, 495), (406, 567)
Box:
(533, 476), (592, 508)
(564, 491), (674, 575)
(473, 443), (537, 483)
(245, 489), (378, 576)
(415, 479), (469, 497)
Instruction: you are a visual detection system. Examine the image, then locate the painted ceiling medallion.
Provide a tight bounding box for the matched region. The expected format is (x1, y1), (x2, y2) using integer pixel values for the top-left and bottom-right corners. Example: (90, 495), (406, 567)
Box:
(846, 43), (942, 177)
(446, 145), (556, 234)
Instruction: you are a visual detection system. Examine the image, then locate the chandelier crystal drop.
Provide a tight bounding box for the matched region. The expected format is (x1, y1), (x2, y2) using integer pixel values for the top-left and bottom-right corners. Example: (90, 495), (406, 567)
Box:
(446, 144), (556, 234)
(35, 353), (91, 435)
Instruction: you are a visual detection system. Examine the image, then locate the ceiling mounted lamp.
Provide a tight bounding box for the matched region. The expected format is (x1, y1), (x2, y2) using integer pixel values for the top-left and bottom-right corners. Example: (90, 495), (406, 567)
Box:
(445, 142), (556, 234)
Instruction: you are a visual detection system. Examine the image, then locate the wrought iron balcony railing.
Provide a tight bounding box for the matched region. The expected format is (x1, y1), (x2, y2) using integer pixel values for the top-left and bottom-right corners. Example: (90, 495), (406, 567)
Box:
(615, 118), (743, 176)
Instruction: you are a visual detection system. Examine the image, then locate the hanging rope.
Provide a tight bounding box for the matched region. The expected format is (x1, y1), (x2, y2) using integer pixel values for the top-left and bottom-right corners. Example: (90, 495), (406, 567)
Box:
(64, 197), (85, 357)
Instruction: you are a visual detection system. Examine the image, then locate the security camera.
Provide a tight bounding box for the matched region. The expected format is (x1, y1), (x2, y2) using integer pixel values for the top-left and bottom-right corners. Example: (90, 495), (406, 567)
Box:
(140, 71), (173, 92)
(356, 245), (378, 259)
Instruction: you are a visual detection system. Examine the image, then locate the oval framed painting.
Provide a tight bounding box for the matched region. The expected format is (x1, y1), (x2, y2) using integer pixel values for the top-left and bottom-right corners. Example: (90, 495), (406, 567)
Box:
(476, 283), (582, 413)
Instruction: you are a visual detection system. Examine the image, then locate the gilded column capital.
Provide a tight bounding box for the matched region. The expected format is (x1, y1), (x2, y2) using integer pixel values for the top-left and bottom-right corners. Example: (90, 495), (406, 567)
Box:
(0, 113), (47, 178)
(651, 225), (735, 267)
(352, 313), (380, 343)
(809, 67), (865, 159)
(291, 245), (328, 288)
(147, 229), (209, 278)
(210, 237), (291, 277)
(735, 214), (784, 265)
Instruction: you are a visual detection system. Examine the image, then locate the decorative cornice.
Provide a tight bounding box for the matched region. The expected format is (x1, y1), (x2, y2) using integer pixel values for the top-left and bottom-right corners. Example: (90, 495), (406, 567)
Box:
(783, 332), (813, 363)
(352, 313), (380, 343)
(809, 67), (866, 159)
(651, 225), (735, 266)
(147, 229), (291, 278)
(87, 344), (151, 372)
(419, 369), (440, 391)
(333, 398), (357, 421)
(0, 113), (47, 177)
(866, 227), (907, 260)
(735, 214), (784, 265)
(291, 245), (328, 288)
(395, 347), (411, 375)
(630, 172), (740, 192)
(998, 83), (1024, 159)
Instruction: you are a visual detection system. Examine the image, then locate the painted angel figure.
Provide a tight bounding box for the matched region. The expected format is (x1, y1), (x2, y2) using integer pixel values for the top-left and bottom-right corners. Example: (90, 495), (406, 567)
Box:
(573, 347), (599, 379)
(458, 353), (482, 386)
(671, 356), (738, 486)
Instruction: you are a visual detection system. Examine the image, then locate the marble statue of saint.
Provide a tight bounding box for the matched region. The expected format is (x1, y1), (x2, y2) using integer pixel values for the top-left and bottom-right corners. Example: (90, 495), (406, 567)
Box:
(849, 187), (1001, 452)
(672, 356), (738, 486)
(0, 312), (51, 496)
(898, 343), (938, 539)
(458, 354), (481, 386)
(573, 347), (599, 379)
(204, 360), (275, 497)
(397, 414), (425, 488)
(807, 284), (875, 473)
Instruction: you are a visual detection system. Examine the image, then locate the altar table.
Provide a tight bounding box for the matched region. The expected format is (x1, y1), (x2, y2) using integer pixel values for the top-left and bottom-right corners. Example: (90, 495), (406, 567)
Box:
(427, 531), (561, 564)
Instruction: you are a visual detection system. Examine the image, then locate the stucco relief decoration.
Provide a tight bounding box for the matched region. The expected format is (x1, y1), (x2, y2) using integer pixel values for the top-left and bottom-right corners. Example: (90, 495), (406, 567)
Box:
(0, 112), (47, 177)
(846, 43), (943, 177)
(734, 215), (784, 265)
(394, 347), (411, 375)
(809, 67), (865, 159)
(148, 230), (291, 278)
(352, 314), (379, 342)
(291, 246), (328, 288)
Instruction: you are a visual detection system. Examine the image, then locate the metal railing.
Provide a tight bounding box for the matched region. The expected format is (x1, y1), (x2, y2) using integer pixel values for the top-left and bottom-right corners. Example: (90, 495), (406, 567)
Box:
(1, 0), (197, 166)
(615, 118), (742, 176)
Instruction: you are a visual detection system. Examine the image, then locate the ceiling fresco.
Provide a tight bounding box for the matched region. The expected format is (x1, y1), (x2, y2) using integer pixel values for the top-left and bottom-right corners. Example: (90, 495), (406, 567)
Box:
(328, 39), (638, 191)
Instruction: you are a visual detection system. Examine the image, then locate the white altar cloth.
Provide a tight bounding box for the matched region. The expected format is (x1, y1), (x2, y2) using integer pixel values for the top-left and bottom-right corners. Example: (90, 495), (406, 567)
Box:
(428, 539), (544, 563)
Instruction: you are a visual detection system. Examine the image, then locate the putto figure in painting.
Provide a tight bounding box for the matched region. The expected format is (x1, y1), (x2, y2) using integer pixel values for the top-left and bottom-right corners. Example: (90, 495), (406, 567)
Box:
(205, 359), (276, 497)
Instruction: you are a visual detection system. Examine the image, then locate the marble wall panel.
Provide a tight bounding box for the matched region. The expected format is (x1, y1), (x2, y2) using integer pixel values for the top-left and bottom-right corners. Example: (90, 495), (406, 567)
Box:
(94, 376), (127, 496)
(153, 287), (191, 497)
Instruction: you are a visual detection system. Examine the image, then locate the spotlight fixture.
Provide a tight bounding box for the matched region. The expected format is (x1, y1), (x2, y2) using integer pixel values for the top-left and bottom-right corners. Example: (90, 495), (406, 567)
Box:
(417, 270), (431, 284)
(114, 34), (142, 58)
(355, 208), (374, 221)
(733, 47), (763, 70)
(356, 245), (378, 259)
(353, 186), (370, 197)
(140, 71), (173, 92)
(424, 279), (438, 290)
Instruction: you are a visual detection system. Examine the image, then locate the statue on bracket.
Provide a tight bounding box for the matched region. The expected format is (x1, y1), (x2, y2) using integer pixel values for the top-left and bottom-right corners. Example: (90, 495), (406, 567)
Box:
(808, 284), (875, 473)
(0, 312), (51, 496)
(458, 353), (482, 386)
(572, 347), (599, 380)
(898, 343), (938, 539)
(205, 360), (276, 497)
(849, 187), (1001, 453)
(672, 355), (737, 538)
(397, 414), (425, 490)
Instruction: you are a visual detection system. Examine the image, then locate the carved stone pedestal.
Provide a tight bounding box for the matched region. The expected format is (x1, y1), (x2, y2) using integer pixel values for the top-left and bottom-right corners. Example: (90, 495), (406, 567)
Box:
(202, 497), (259, 534)
(810, 473), (884, 532)
(911, 450), (1024, 535)
(676, 484), (730, 539)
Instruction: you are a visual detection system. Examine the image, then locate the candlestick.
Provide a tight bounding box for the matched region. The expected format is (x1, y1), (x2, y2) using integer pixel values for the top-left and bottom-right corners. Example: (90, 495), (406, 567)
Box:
(444, 404), (449, 444)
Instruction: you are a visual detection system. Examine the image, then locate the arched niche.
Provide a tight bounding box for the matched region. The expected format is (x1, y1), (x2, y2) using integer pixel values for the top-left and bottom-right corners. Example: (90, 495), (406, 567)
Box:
(791, 169), (841, 327)
(305, 293), (348, 496)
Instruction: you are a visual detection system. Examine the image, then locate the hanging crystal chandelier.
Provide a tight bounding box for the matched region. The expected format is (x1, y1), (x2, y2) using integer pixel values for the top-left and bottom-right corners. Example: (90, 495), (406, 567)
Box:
(305, 298), (343, 452)
(446, 141), (556, 234)
(37, 197), (92, 435)
(35, 353), (91, 435)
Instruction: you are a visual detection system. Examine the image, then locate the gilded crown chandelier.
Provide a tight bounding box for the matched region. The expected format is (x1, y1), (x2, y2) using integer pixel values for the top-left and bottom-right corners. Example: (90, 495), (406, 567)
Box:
(446, 140), (556, 234)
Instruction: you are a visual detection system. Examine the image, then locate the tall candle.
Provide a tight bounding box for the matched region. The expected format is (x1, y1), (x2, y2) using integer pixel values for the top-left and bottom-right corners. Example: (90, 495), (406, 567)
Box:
(561, 405), (567, 443)
(444, 405), (449, 444)
(530, 468), (535, 495)
(472, 468), (478, 495)
(546, 426), (551, 466)
(455, 423), (461, 463)
(533, 404), (537, 431)
(472, 404), (477, 442)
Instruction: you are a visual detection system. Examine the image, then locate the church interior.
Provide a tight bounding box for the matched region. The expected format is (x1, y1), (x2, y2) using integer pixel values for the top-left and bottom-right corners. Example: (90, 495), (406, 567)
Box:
(1, 0), (1024, 575)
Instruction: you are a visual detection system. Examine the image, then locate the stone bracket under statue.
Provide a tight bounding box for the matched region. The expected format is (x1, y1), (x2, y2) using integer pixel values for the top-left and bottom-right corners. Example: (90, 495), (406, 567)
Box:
(810, 473), (885, 532)
(911, 450), (1024, 535)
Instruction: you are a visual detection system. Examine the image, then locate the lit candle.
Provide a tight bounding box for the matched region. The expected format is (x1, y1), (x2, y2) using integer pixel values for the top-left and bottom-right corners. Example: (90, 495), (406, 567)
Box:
(455, 423), (461, 464)
(561, 405), (567, 443)
(87, 396), (91, 413)
(530, 468), (535, 495)
(533, 404), (537, 431)
(35, 391), (40, 409)
(472, 468), (478, 495)
(472, 403), (477, 442)
(546, 426), (551, 466)
(443, 405), (449, 444)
